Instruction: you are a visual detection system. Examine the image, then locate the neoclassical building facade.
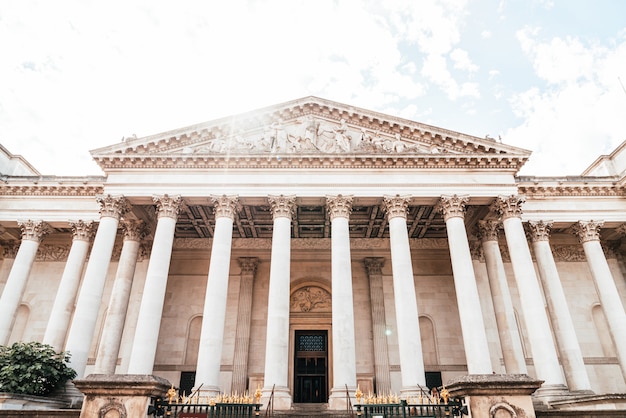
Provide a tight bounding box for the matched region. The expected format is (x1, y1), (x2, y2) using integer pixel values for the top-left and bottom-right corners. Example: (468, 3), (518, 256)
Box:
(1, 97), (625, 411)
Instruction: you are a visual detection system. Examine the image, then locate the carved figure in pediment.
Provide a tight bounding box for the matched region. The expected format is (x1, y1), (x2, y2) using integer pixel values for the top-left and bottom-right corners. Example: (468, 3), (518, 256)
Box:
(269, 121), (289, 153)
(316, 119), (352, 153)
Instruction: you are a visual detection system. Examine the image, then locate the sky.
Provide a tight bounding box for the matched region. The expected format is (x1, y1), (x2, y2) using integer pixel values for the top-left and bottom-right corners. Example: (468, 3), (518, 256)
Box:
(1, 0), (625, 177)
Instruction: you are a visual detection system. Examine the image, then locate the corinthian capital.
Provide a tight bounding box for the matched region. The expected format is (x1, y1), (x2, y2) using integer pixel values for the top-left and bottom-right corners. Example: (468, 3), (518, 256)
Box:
(437, 195), (469, 221)
(363, 257), (385, 276)
(526, 220), (553, 242)
(238, 257), (260, 275)
(268, 195), (296, 220)
(382, 195), (411, 220)
(491, 195), (525, 220)
(122, 220), (149, 242)
(18, 220), (50, 243)
(326, 194), (353, 220)
(69, 220), (94, 242)
(477, 220), (500, 242)
(96, 194), (129, 220)
(571, 220), (604, 244)
(211, 195), (240, 220)
(154, 194), (183, 220)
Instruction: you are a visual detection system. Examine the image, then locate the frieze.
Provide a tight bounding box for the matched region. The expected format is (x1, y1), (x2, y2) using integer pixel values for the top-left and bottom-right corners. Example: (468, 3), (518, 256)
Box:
(517, 184), (623, 197)
(172, 237), (449, 250)
(550, 244), (587, 262)
(0, 183), (104, 196)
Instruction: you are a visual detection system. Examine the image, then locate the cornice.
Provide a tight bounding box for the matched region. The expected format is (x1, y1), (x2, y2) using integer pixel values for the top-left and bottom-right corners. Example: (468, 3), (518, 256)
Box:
(516, 181), (623, 197)
(0, 177), (105, 197)
(93, 154), (527, 171)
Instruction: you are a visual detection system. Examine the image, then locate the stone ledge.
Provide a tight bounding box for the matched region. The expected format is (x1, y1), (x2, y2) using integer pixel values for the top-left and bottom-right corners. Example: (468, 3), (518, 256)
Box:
(446, 374), (544, 397)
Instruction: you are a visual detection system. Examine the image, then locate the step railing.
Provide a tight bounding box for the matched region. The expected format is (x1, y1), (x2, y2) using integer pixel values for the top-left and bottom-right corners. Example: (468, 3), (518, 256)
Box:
(354, 400), (466, 417)
(148, 398), (262, 417)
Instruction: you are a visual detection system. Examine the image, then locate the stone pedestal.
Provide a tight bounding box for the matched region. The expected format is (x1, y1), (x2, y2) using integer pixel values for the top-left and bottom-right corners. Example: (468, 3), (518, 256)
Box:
(73, 374), (170, 418)
(446, 374), (543, 418)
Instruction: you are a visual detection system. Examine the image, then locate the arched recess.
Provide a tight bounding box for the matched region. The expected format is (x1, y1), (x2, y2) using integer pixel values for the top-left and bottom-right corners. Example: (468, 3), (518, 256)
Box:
(9, 303), (30, 344)
(592, 304), (617, 357)
(289, 278), (332, 403)
(419, 315), (439, 368)
(184, 315), (203, 366)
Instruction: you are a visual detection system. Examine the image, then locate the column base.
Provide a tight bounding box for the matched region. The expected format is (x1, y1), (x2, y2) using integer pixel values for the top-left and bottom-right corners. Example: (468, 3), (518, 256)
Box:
(328, 385), (356, 410)
(261, 385), (291, 411)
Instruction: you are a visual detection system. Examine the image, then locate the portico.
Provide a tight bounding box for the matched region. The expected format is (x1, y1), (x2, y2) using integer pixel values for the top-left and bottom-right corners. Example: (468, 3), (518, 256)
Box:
(1, 97), (626, 414)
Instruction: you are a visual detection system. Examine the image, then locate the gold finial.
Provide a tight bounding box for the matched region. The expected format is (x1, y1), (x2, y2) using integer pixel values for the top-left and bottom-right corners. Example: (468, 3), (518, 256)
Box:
(254, 384), (262, 403)
(355, 384), (363, 403)
(440, 386), (449, 404)
(167, 385), (177, 404)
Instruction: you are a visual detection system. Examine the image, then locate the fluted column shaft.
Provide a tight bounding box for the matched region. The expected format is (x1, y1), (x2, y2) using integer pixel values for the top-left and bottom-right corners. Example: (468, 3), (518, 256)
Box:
(94, 220), (147, 374)
(66, 195), (128, 378)
(262, 195), (295, 409)
(43, 221), (94, 351)
(327, 195), (357, 408)
(478, 221), (526, 374)
(493, 196), (564, 387)
(383, 195), (426, 391)
(528, 220), (591, 392)
(364, 257), (391, 394)
(128, 195), (182, 374)
(195, 195), (239, 394)
(438, 196), (492, 374)
(572, 221), (626, 379)
(232, 257), (259, 393)
(0, 220), (49, 345)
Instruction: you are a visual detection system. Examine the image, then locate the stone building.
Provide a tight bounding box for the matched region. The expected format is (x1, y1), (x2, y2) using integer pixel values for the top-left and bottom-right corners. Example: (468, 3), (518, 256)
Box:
(1, 97), (625, 413)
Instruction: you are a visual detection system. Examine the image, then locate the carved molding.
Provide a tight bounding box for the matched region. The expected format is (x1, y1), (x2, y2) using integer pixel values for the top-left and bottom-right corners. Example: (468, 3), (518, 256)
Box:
(268, 195), (296, 220)
(491, 195), (524, 220)
(326, 194), (353, 220)
(550, 244), (586, 262)
(571, 220), (604, 244)
(18, 220), (50, 243)
(96, 194), (129, 220)
(290, 286), (331, 313)
(211, 195), (240, 220)
(0, 183), (104, 197)
(437, 195), (469, 221)
(382, 195), (411, 220)
(526, 220), (553, 242)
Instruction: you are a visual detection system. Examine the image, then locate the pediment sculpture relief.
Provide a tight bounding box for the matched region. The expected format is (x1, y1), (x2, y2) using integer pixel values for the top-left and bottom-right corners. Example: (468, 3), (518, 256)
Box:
(290, 286), (331, 313)
(176, 117), (443, 156)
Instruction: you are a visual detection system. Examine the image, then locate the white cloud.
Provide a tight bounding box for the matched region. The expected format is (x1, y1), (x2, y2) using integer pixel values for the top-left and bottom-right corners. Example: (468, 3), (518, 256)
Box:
(450, 48), (479, 72)
(481, 30), (492, 39)
(506, 30), (626, 175)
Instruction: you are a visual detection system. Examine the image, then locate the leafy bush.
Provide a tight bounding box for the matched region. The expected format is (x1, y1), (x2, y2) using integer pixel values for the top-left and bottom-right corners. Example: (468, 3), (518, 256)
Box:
(0, 341), (77, 396)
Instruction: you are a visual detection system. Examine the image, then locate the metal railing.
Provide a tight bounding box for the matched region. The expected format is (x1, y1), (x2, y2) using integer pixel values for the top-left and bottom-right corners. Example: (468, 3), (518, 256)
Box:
(355, 400), (466, 417)
(148, 398), (262, 417)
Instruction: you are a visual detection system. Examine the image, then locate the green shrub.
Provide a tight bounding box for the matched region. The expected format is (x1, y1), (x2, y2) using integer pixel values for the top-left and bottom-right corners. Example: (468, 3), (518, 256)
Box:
(0, 341), (77, 396)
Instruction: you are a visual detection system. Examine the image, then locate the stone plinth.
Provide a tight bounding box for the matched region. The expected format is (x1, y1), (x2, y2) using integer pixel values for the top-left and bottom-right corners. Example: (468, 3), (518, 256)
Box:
(73, 374), (170, 418)
(446, 374), (543, 418)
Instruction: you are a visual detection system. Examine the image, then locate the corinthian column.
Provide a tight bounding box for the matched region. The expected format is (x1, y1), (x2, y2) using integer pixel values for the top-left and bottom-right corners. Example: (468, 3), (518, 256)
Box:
(527, 220), (592, 392)
(44, 220), (94, 351)
(382, 195), (426, 393)
(492, 196), (565, 390)
(65, 195), (129, 378)
(364, 257), (391, 394)
(195, 195), (239, 395)
(571, 221), (626, 379)
(94, 220), (148, 374)
(477, 220), (526, 374)
(327, 195), (357, 409)
(262, 195), (295, 410)
(0, 220), (50, 345)
(128, 195), (182, 374)
(232, 257), (260, 393)
(438, 196), (492, 374)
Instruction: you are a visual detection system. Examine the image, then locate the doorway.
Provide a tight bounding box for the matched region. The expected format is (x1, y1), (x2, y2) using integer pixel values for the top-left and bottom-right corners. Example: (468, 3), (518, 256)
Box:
(293, 330), (328, 403)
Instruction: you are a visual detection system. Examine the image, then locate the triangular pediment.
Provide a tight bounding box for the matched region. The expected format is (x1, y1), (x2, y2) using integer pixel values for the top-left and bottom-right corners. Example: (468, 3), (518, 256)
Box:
(91, 97), (531, 171)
